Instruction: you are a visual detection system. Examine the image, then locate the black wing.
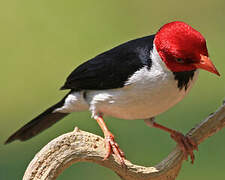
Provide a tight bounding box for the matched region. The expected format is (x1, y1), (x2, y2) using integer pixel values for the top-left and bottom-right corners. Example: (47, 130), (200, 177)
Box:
(60, 35), (155, 91)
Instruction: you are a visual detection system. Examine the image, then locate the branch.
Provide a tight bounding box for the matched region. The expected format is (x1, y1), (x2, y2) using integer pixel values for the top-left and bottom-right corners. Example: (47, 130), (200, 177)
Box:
(23, 100), (225, 180)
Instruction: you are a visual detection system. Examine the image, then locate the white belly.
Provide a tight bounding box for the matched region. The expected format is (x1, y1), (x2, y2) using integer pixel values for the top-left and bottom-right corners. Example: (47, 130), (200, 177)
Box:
(87, 67), (198, 120)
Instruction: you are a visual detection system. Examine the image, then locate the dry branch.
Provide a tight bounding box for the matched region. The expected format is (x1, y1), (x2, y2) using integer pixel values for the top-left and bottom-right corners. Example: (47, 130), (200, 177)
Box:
(23, 100), (225, 180)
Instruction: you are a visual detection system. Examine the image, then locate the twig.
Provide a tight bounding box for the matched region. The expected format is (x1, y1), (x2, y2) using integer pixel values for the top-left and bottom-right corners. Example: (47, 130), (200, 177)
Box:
(23, 100), (225, 180)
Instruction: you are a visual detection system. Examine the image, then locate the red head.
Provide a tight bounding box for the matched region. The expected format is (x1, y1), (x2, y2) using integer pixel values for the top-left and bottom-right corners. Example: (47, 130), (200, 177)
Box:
(154, 21), (220, 76)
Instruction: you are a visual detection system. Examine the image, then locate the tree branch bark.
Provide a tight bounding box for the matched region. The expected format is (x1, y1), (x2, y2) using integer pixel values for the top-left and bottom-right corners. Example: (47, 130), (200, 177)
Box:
(23, 100), (225, 180)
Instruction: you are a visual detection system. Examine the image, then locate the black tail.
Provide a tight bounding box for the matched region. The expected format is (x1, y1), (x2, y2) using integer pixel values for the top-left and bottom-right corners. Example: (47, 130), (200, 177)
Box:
(5, 93), (70, 144)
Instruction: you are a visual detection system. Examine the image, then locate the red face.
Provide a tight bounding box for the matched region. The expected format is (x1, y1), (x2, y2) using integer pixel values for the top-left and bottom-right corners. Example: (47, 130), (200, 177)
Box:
(154, 21), (220, 76)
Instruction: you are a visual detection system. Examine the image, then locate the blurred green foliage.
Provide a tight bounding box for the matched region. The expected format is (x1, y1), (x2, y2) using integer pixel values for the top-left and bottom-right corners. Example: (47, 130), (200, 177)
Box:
(0, 0), (224, 179)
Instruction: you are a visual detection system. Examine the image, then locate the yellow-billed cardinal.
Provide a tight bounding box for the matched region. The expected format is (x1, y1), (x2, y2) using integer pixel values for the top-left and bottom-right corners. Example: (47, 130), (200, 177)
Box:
(5, 21), (220, 165)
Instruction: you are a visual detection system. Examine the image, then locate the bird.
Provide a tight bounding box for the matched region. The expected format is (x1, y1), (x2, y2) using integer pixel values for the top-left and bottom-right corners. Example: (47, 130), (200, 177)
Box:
(5, 21), (220, 165)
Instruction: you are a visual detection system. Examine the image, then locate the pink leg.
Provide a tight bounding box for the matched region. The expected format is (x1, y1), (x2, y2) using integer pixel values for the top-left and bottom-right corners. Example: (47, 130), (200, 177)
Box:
(145, 118), (198, 164)
(94, 115), (125, 166)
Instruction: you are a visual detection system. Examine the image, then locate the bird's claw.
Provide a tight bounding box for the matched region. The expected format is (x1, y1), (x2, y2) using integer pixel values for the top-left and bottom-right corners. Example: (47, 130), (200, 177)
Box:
(104, 132), (126, 167)
(170, 131), (198, 164)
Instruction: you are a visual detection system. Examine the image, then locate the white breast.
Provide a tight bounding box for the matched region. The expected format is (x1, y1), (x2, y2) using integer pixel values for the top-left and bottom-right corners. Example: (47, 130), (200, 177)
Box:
(87, 45), (199, 120)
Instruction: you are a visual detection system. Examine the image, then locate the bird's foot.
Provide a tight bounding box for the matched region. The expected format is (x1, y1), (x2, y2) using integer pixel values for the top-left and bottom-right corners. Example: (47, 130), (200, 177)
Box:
(170, 131), (198, 164)
(104, 132), (126, 166)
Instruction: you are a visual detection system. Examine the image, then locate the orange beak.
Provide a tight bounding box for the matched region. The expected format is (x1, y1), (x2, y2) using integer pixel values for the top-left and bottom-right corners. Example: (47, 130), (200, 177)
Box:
(194, 54), (220, 76)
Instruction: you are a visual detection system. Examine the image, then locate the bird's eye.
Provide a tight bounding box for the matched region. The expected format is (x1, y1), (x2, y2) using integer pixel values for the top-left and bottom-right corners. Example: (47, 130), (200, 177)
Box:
(176, 58), (184, 63)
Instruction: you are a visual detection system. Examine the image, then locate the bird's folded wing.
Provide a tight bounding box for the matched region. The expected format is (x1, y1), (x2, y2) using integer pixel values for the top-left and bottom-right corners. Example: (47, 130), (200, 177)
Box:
(60, 35), (155, 91)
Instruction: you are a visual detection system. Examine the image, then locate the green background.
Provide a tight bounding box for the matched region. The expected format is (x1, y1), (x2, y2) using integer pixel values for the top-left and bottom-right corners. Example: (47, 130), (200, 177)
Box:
(1, 0), (224, 179)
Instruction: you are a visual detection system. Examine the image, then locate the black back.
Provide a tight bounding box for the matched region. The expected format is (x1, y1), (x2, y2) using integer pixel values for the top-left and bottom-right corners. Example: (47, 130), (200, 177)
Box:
(61, 35), (155, 91)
